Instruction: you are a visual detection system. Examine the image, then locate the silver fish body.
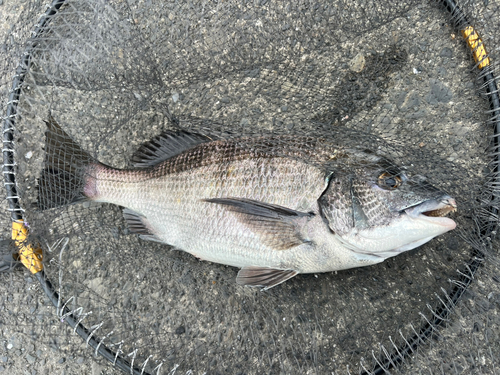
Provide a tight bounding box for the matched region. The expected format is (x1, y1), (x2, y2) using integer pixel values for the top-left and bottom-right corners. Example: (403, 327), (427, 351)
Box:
(90, 154), (356, 272)
(39, 118), (457, 289)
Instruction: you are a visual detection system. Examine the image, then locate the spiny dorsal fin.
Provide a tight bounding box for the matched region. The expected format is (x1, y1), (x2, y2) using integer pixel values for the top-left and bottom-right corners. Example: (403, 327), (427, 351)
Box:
(236, 267), (298, 290)
(131, 130), (211, 168)
(204, 197), (314, 250)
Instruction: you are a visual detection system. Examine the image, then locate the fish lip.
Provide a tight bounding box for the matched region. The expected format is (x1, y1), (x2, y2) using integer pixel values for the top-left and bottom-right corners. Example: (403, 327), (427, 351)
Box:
(403, 196), (457, 228)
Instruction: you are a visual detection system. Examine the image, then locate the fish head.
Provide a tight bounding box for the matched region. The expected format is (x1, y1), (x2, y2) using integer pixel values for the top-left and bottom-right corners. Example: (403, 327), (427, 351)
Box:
(319, 149), (457, 259)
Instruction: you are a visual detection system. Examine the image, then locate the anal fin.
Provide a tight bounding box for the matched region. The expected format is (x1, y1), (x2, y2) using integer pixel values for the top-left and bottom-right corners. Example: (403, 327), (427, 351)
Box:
(236, 266), (299, 290)
(123, 208), (162, 242)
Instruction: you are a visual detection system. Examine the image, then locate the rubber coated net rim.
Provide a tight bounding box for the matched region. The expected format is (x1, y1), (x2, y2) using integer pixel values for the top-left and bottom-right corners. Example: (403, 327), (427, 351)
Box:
(2, 1), (499, 374)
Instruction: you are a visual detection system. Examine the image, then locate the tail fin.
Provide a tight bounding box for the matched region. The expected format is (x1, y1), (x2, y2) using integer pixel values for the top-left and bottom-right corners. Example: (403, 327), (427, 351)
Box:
(37, 116), (94, 210)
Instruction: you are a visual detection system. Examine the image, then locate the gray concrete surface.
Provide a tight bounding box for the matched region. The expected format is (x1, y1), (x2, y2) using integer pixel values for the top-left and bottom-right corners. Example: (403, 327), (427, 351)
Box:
(0, 1), (499, 374)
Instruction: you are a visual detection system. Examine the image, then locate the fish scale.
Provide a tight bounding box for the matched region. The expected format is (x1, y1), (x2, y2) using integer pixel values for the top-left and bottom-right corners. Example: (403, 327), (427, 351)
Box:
(38, 116), (458, 289)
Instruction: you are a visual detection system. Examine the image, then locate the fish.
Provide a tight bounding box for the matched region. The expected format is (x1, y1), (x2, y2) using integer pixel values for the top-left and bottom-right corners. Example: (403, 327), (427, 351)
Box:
(38, 116), (457, 290)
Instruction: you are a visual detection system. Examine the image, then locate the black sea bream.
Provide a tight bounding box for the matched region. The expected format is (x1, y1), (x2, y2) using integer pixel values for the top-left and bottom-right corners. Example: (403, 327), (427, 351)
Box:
(39, 117), (457, 289)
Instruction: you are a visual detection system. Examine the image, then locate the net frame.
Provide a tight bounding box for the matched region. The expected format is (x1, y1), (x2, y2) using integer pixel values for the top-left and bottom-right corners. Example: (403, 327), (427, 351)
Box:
(1, 0), (499, 374)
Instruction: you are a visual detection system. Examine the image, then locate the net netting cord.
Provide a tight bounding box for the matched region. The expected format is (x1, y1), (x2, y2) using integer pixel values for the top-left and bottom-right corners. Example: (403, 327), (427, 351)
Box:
(363, 2), (500, 373)
(2, 0), (499, 374)
(2, 1), (154, 374)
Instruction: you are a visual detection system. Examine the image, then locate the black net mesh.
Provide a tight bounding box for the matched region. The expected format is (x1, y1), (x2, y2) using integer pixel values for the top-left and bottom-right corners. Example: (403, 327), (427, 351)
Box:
(1, 0), (500, 374)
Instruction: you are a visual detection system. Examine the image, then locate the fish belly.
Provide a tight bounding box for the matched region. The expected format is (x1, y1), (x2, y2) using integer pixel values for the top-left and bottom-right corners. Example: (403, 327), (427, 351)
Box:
(93, 157), (330, 271)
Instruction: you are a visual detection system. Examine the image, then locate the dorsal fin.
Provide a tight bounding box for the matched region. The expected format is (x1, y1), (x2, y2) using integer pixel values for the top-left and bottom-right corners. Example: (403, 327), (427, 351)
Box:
(131, 131), (211, 167)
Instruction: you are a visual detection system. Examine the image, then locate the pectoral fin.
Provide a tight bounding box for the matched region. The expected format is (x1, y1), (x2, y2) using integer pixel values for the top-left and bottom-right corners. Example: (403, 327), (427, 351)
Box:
(237, 266), (299, 290)
(204, 197), (314, 250)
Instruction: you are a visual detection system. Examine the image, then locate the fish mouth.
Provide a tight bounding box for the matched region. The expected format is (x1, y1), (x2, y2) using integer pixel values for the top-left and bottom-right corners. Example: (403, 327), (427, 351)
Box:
(404, 196), (457, 228)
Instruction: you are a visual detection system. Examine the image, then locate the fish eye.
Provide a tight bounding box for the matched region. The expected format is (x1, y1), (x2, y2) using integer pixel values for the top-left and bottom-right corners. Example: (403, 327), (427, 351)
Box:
(378, 171), (402, 190)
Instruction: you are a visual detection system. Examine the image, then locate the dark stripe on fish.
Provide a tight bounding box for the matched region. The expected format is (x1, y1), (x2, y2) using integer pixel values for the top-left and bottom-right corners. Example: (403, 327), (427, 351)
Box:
(142, 135), (350, 177)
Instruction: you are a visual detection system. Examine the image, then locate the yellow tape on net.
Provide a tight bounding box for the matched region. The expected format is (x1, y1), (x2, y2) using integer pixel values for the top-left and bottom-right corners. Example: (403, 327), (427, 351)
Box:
(12, 221), (43, 274)
(461, 26), (490, 69)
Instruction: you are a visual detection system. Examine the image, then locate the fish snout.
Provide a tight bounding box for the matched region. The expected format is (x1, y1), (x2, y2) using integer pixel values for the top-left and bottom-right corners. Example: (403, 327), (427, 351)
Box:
(439, 195), (457, 210)
(422, 195), (457, 218)
(404, 195), (457, 218)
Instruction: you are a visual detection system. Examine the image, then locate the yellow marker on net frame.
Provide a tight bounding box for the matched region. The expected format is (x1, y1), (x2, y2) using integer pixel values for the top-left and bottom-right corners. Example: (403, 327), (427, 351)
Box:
(461, 25), (490, 69)
(4, 28), (490, 280)
(12, 221), (43, 274)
